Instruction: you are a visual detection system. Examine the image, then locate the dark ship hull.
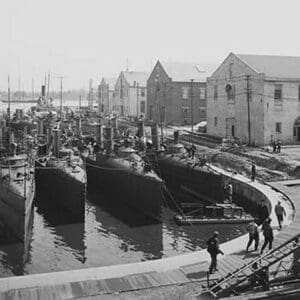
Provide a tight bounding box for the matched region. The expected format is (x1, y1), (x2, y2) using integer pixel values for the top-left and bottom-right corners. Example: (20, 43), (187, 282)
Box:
(0, 158), (35, 242)
(35, 159), (85, 220)
(86, 155), (165, 222)
(152, 153), (224, 204)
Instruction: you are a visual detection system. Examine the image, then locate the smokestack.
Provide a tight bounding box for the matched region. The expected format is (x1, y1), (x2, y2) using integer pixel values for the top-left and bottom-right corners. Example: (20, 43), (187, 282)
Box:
(111, 117), (118, 130)
(151, 124), (159, 150)
(174, 130), (179, 144)
(41, 85), (46, 97)
(137, 120), (145, 138)
(37, 119), (44, 135)
(96, 123), (103, 148)
(104, 126), (113, 154)
(52, 129), (61, 157)
(75, 118), (82, 136)
(47, 127), (52, 149)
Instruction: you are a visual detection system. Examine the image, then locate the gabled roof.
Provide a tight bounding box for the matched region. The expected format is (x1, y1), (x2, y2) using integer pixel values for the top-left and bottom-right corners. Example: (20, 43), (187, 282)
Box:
(160, 61), (215, 82)
(235, 53), (300, 79)
(101, 77), (117, 89)
(122, 71), (149, 87)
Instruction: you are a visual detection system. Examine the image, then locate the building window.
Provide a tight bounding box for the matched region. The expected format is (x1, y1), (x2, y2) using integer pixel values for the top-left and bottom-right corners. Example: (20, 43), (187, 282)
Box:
(274, 84), (282, 101)
(276, 122), (282, 133)
(182, 87), (189, 99)
(229, 63), (233, 79)
(200, 87), (206, 100)
(199, 107), (206, 118)
(140, 100), (145, 113)
(213, 85), (218, 100)
(214, 117), (218, 126)
(182, 107), (188, 117)
(226, 84), (235, 102)
(140, 88), (145, 97)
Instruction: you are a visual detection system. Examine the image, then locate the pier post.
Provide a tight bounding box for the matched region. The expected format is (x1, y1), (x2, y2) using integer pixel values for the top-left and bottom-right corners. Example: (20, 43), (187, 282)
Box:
(52, 129), (61, 157)
(137, 120), (145, 138)
(96, 123), (103, 149)
(104, 126), (114, 154)
(174, 130), (179, 144)
(151, 124), (159, 150)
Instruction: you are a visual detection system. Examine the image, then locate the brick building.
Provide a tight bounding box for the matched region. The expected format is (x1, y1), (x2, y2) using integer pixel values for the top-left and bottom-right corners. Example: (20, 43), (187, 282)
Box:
(98, 77), (116, 115)
(207, 53), (300, 145)
(147, 61), (212, 125)
(114, 71), (149, 118)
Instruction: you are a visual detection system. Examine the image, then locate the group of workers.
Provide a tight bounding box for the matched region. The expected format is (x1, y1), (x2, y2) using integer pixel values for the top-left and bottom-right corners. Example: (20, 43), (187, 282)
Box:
(207, 197), (286, 278)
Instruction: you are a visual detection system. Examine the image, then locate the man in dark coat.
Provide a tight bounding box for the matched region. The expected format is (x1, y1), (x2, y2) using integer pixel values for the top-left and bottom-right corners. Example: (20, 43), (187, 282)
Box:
(207, 231), (224, 274)
(261, 218), (274, 254)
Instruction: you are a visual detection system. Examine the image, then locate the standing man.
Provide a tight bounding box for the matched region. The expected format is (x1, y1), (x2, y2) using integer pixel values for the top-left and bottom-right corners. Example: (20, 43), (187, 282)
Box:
(207, 231), (224, 274)
(275, 201), (286, 230)
(251, 162), (256, 182)
(261, 218), (274, 254)
(257, 199), (269, 225)
(246, 219), (259, 252)
(227, 183), (233, 204)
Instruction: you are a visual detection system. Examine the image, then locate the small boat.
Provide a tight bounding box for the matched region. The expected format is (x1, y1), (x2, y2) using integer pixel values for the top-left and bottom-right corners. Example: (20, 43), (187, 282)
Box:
(174, 203), (254, 225)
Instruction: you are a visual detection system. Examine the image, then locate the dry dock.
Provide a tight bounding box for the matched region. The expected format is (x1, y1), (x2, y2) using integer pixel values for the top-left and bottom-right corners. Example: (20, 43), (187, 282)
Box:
(0, 168), (298, 300)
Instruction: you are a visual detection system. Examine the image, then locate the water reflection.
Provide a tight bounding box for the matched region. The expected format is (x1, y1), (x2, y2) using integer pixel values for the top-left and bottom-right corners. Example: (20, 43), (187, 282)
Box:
(0, 186), (248, 277)
(35, 191), (86, 264)
(0, 207), (34, 276)
(88, 191), (163, 260)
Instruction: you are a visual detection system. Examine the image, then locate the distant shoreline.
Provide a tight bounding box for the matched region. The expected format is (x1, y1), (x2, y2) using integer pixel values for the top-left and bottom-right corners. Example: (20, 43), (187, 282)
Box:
(1, 100), (38, 103)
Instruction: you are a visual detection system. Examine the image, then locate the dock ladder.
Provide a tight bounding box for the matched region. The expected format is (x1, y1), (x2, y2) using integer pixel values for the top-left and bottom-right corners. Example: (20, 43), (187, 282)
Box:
(202, 233), (300, 298)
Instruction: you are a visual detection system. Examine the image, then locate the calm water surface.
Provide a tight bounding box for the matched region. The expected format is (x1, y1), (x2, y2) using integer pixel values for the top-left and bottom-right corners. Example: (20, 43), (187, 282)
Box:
(0, 189), (248, 278)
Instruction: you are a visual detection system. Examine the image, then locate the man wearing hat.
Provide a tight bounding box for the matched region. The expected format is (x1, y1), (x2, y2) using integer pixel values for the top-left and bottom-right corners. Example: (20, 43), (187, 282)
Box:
(207, 231), (224, 274)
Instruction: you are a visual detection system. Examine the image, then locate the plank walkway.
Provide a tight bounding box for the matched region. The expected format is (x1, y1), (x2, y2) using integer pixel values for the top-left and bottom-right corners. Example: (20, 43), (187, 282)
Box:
(0, 179), (299, 300)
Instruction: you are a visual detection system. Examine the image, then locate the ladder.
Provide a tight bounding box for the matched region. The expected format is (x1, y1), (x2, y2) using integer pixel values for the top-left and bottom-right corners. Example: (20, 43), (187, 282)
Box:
(202, 233), (300, 298)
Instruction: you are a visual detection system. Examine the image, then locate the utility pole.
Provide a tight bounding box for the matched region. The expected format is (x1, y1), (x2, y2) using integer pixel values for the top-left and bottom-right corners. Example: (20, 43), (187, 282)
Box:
(32, 77), (34, 100)
(7, 75), (11, 122)
(136, 82), (139, 119)
(55, 76), (64, 119)
(46, 70), (50, 98)
(190, 79), (194, 132)
(246, 75), (251, 145)
(79, 94), (82, 110)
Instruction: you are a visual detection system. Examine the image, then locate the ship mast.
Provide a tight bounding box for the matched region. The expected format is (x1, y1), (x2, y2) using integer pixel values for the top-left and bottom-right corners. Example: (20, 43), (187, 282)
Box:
(7, 75), (11, 123)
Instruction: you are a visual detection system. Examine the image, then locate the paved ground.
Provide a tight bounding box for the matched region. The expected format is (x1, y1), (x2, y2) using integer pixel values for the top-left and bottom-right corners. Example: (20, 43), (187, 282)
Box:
(0, 165), (297, 300)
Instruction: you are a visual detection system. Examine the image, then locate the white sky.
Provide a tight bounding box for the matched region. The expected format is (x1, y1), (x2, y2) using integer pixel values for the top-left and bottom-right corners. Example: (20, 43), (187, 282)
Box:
(1, 0), (300, 91)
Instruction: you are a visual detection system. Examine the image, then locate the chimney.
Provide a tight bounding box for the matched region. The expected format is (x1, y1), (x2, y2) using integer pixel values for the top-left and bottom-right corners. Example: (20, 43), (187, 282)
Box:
(137, 120), (145, 138)
(47, 127), (52, 149)
(174, 130), (179, 144)
(76, 118), (82, 135)
(37, 119), (44, 135)
(151, 124), (159, 150)
(96, 123), (103, 148)
(104, 126), (114, 154)
(41, 85), (46, 97)
(111, 117), (118, 130)
(52, 129), (61, 157)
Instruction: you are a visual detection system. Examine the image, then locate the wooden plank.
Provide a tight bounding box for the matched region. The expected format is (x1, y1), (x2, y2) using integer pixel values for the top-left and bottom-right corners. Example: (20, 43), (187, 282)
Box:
(104, 277), (132, 293)
(142, 273), (162, 287)
(69, 282), (86, 298)
(96, 279), (112, 294)
(147, 271), (173, 286)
